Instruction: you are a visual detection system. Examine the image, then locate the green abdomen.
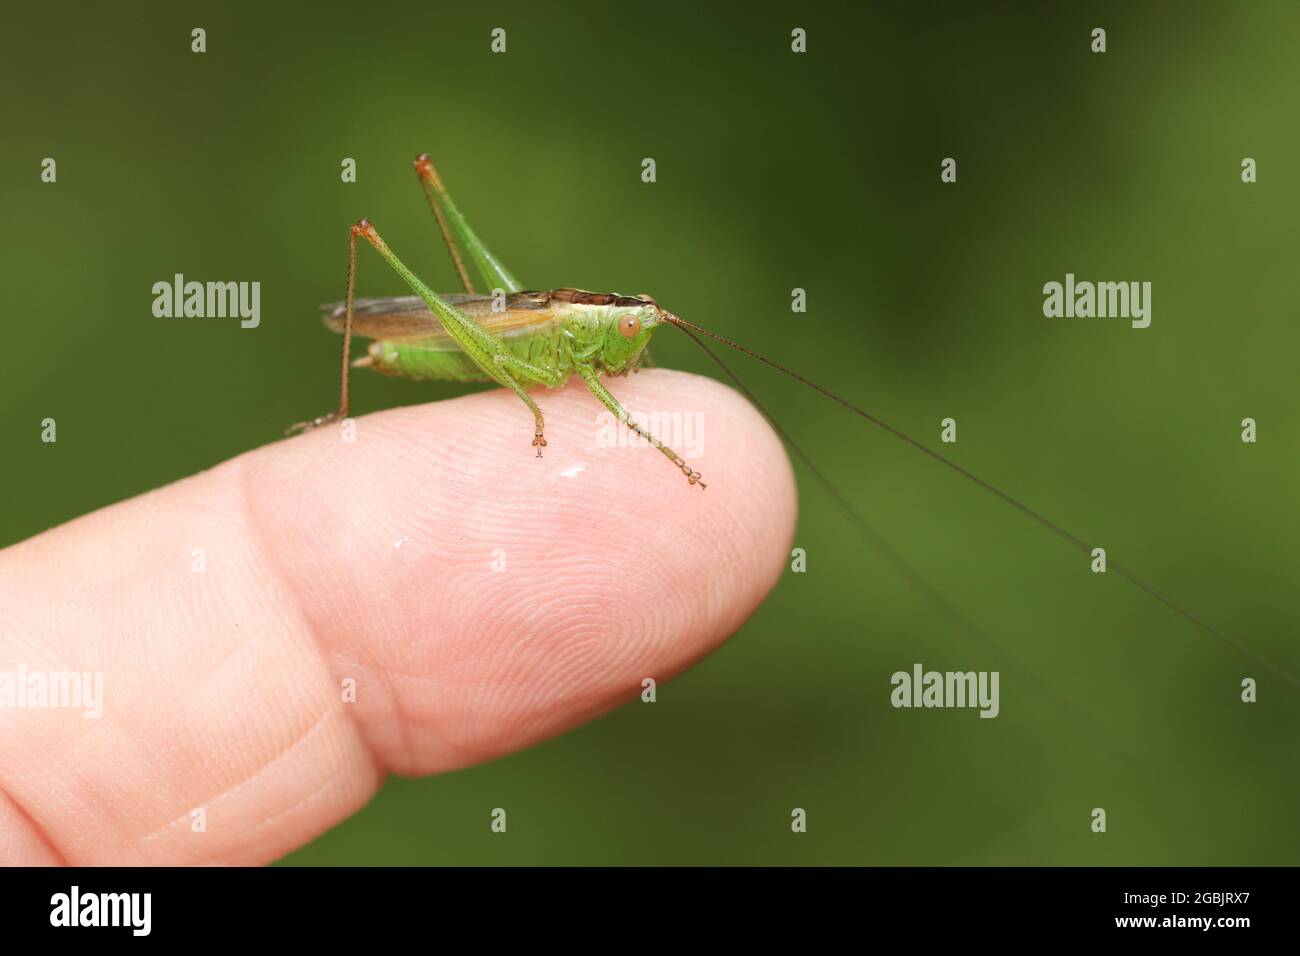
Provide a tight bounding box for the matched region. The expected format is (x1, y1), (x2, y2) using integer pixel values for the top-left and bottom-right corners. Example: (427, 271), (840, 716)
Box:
(369, 327), (573, 385)
(371, 341), (495, 382)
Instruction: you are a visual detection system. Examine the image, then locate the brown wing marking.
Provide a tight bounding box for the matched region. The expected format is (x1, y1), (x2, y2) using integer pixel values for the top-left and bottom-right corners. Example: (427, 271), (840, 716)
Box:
(319, 291), (557, 344)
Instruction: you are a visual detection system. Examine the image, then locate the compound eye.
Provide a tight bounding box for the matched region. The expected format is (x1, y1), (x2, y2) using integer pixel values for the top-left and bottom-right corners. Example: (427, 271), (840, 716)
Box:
(619, 315), (641, 338)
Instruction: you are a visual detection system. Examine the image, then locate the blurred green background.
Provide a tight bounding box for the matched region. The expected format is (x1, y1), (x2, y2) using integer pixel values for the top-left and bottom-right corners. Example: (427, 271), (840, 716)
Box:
(2, 0), (1297, 864)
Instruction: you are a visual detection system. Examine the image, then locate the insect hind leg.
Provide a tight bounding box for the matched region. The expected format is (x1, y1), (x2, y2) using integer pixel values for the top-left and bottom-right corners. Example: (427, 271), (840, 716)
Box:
(287, 220), (363, 435)
(413, 154), (523, 295)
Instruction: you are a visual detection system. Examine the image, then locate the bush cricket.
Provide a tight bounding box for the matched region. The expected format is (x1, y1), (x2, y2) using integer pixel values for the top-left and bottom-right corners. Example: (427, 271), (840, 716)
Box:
(290, 154), (1294, 691)
(289, 154), (704, 486)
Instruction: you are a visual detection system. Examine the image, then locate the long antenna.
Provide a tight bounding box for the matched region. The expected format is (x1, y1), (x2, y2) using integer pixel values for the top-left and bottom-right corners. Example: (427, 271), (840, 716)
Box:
(665, 313), (1298, 689)
(673, 325), (996, 653)
(673, 322), (1144, 764)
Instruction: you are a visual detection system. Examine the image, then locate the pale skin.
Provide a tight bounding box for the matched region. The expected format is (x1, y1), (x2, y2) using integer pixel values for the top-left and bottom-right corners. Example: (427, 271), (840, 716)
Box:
(0, 371), (795, 864)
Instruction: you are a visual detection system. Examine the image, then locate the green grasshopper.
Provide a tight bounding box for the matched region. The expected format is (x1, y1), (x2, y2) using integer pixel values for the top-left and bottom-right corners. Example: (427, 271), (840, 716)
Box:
(288, 153), (704, 487)
(289, 153), (1291, 689)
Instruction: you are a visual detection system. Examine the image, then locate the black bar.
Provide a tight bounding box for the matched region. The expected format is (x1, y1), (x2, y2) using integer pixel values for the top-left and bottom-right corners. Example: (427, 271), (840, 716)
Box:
(0, 866), (1283, 942)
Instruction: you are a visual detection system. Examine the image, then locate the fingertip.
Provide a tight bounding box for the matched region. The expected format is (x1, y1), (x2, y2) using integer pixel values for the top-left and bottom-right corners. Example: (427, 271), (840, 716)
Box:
(248, 370), (797, 773)
(0, 370), (798, 862)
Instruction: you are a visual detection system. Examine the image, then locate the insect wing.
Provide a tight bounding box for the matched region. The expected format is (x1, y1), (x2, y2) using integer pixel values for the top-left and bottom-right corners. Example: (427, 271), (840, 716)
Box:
(319, 292), (557, 346)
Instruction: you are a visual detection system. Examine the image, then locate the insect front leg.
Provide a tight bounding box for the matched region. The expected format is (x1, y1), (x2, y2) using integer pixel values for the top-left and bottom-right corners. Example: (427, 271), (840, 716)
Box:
(493, 353), (566, 456)
(575, 365), (705, 489)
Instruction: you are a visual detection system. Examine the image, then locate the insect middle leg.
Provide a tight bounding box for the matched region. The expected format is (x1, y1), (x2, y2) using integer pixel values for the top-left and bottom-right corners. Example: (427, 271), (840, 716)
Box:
(576, 365), (705, 488)
(492, 353), (565, 456)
